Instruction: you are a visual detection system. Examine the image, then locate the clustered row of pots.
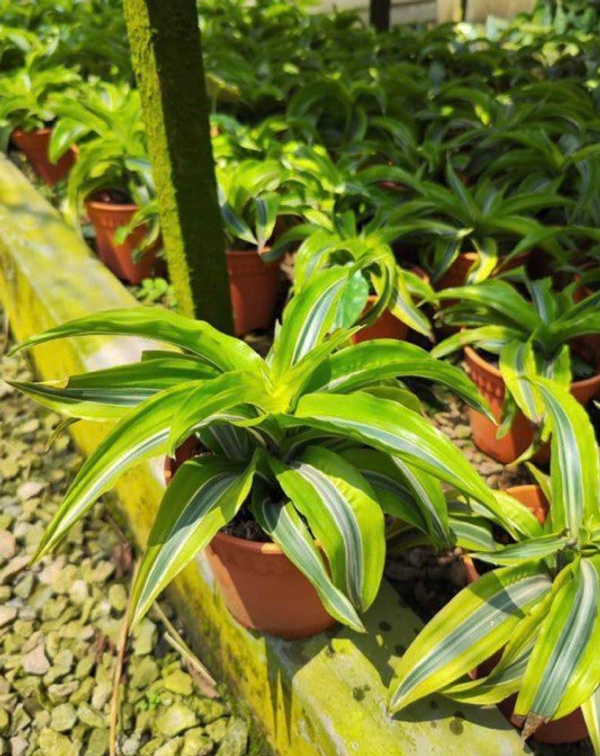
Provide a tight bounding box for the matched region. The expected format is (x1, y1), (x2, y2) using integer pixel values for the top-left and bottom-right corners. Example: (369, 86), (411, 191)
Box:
(15, 131), (600, 462)
(12, 128), (281, 336)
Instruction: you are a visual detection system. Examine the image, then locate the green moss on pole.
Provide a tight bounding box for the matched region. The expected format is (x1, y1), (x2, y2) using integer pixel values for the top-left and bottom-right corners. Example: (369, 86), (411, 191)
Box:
(123, 0), (233, 331)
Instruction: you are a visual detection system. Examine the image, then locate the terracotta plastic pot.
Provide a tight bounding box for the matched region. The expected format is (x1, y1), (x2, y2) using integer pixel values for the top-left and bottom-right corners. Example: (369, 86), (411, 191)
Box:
(351, 296), (409, 344)
(435, 252), (479, 291)
(351, 267), (429, 345)
(226, 249), (280, 336)
(164, 447), (336, 640)
(85, 200), (158, 285)
(467, 486), (588, 745)
(465, 347), (600, 464)
(205, 533), (337, 639)
(435, 251), (528, 292)
(12, 127), (76, 186)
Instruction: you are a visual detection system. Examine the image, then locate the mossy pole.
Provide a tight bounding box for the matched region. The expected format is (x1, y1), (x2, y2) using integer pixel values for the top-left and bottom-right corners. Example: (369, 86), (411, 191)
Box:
(122, 0), (233, 332)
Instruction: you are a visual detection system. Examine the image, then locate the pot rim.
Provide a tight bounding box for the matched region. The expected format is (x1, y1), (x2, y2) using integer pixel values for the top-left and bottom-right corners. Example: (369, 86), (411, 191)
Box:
(464, 345), (600, 390)
(211, 529), (286, 555)
(226, 247), (271, 258)
(85, 198), (140, 213)
(12, 126), (52, 138)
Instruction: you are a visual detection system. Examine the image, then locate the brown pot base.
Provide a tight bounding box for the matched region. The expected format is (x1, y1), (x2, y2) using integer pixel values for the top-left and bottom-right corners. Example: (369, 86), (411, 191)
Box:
(206, 532), (336, 639)
(12, 127), (76, 186)
(164, 448), (336, 640)
(85, 200), (158, 285)
(465, 347), (600, 464)
(226, 249), (280, 336)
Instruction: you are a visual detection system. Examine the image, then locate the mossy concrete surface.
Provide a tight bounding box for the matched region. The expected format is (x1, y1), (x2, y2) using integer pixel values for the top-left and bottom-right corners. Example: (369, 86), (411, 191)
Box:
(0, 156), (531, 756)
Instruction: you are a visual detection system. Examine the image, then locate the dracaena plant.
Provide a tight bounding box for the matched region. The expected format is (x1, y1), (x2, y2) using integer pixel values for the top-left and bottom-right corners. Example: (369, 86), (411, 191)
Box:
(389, 380), (600, 749)
(49, 84), (153, 218)
(9, 269), (496, 632)
(433, 275), (600, 438)
(216, 158), (293, 253)
(385, 163), (569, 284)
(285, 78), (387, 150)
(267, 210), (436, 339)
(0, 47), (80, 148)
(123, 156), (297, 257)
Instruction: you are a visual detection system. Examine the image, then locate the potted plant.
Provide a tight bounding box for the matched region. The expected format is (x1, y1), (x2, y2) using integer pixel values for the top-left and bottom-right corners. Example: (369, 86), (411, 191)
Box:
(389, 380), (600, 750)
(9, 269), (496, 639)
(0, 49), (80, 185)
(216, 158), (292, 335)
(433, 275), (600, 462)
(268, 209), (435, 343)
(52, 83), (158, 285)
(385, 163), (568, 288)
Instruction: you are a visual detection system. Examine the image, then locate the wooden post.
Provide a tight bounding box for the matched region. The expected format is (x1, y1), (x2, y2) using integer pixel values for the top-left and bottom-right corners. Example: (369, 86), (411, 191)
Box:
(370, 0), (391, 31)
(123, 0), (233, 332)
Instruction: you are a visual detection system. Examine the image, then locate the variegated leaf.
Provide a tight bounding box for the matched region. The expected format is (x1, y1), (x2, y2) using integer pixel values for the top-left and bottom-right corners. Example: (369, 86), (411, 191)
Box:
(253, 494), (365, 632)
(389, 562), (552, 712)
(131, 455), (257, 625)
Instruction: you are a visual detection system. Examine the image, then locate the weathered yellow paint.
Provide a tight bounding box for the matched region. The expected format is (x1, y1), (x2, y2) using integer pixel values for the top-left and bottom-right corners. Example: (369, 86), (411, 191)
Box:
(0, 156), (532, 756)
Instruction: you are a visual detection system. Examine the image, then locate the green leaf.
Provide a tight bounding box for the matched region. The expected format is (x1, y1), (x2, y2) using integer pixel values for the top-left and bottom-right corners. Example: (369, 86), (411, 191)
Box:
(33, 382), (202, 561)
(307, 340), (492, 419)
(255, 193), (280, 252)
(449, 517), (497, 552)
(441, 576), (562, 705)
(270, 446), (385, 611)
(385, 268), (433, 339)
(525, 463), (551, 501)
(10, 308), (261, 373)
(289, 392), (497, 510)
(582, 686), (600, 756)
(252, 494), (365, 632)
(432, 326), (515, 360)
(340, 448), (450, 548)
(515, 559), (599, 732)
(535, 378), (600, 534)
(437, 280), (542, 333)
(473, 534), (570, 566)
(167, 371), (277, 456)
(8, 357), (217, 421)
(131, 454), (257, 626)
(552, 555), (600, 720)
(481, 490), (544, 540)
(500, 340), (542, 422)
(6, 379), (131, 420)
(269, 267), (352, 378)
(335, 270), (369, 330)
(389, 562), (552, 712)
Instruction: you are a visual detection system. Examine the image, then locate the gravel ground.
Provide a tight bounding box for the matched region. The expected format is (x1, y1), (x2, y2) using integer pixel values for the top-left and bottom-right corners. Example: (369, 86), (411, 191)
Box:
(0, 312), (255, 756)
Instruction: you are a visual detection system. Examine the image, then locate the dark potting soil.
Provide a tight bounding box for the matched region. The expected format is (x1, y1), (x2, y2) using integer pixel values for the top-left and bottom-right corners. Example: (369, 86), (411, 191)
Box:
(222, 507), (270, 543)
(89, 188), (133, 204)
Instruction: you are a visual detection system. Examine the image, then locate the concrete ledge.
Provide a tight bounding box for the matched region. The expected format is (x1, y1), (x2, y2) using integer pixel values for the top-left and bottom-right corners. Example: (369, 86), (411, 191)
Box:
(0, 155), (531, 756)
